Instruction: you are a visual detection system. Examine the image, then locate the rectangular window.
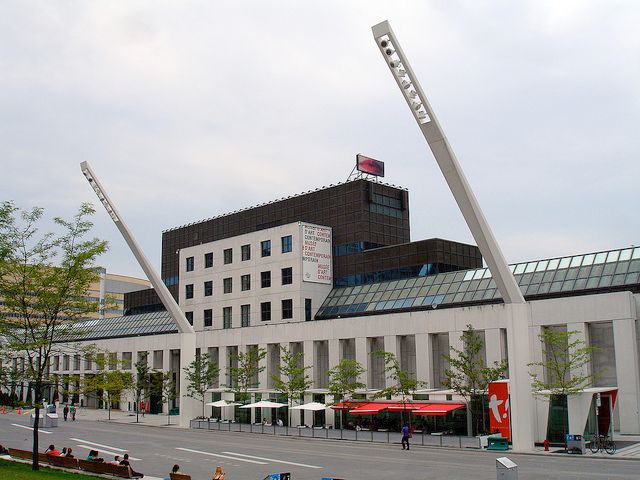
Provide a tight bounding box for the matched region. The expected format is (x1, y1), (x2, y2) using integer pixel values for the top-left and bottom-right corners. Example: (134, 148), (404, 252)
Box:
(282, 267), (293, 285)
(241, 304), (250, 327)
(261, 302), (271, 321)
(204, 252), (213, 268)
(281, 235), (292, 253)
(109, 352), (118, 370)
(261, 240), (271, 257)
(204, 308), (213, 327)
(122, 352), (132, 370)
(224, 248), (233, 264)
(63, 355), (70, 371)
(223, 307), (232, 329)
(241, 274), (251, 291)
(185, 284), (194, 299)
(84, 356), (92, 370)
(223, 277), (232, 294)
(261, 271), (271, 288)
(282, 299), (293, 319)
(74, 354), (81, 371)
(204, 280), (213, 296)
(305, 298), (312, 321)
(153, 350), (163, 370)
(185, 311), (193, 325)
(186, 256), (194, 272)
(241, 244), (251, 261)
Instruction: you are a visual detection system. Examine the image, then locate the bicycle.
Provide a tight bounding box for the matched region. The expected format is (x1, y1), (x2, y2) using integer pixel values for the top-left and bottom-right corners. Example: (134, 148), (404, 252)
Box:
(589, 434), (616, 454)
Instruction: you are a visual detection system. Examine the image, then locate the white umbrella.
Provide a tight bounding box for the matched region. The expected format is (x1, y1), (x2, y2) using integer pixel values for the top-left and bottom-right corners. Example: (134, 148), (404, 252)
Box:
(239, 400), (287, 409)
(290, 402), (326, 411)
(205, 400), (241, 407)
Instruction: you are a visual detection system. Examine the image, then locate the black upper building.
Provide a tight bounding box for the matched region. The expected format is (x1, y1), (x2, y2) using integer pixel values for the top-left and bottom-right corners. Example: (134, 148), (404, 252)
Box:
(125, 179), (481, 313)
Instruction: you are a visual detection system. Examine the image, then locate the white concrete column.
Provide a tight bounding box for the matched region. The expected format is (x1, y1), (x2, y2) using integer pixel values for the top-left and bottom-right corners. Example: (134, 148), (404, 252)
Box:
(302, 340), (314, 427)
(415, 333), (433, 388)
(613, 318), (640, 433)
(179, 333), (198, 427)
(485, 328), (503, 368)
(327, 338), (340, 427)
(567, 322), (589, 380)
(506, 303), (535, 451)
(355, 337), (368, 388)
(384, 335), (399, 390)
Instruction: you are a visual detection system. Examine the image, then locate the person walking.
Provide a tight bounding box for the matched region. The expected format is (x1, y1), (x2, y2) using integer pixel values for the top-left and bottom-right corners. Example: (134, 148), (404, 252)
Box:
(401, 423), (411, 450)
(70, 403), (76, 421)
(63, 405), (69, 421)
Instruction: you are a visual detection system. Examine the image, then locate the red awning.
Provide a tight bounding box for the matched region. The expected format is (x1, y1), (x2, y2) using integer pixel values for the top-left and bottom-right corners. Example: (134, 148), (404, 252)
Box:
(387, 403), (422, 412)
(349, 402), (397, 415)
(413, 403), (465, 416)
(331, 401), (362, 411)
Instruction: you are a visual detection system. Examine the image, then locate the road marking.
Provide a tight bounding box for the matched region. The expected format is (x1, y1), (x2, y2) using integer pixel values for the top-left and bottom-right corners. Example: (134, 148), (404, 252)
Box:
(12, 423), (52, 434)
(176, 447), (268, 465)
(75, 445), (141, 461)
(70, 438), (127, 453)
(221, 451), (322, 469)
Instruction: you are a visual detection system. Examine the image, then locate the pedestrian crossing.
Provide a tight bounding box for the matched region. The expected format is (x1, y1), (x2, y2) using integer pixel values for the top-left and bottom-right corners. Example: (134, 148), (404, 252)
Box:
(615, 442), (640, 458)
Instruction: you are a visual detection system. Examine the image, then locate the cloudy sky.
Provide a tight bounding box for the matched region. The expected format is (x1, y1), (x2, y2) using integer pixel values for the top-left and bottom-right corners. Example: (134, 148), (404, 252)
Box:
(1, 1), (638, 279)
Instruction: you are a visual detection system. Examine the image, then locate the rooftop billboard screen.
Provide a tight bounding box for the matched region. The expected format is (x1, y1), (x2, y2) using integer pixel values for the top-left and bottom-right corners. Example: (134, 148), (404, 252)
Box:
(356, 154), (385, 177)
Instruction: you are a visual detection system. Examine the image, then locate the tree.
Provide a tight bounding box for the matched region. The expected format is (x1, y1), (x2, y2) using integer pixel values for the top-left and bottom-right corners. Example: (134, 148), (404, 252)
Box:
(183, 353), (219, 419)
(152, 370), (177, 425)
(0, 201), (108, 470)
(327, 358), (366, 430)
(528, 328), (597, 449)
(372, 351), (427, 426)
(271, 346), (312, 428)
(133, 356), (151, 423)
(82, 352), (133, 420)
(226, 346), (266, 405)
(443, 325), (508, 436)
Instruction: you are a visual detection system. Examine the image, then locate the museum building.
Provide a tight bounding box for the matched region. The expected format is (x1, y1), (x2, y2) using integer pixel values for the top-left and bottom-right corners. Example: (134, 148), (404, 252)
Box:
(34, 178), (640, 443)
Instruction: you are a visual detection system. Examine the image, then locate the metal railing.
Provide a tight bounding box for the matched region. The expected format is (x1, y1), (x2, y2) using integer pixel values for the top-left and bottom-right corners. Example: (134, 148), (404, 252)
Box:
(189, 419), (481, 449)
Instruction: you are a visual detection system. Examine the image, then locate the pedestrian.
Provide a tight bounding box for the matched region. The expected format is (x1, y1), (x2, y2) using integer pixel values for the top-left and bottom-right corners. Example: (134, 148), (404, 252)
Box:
(70, 403), (76, 421)
(401, 423), (411, 450)
(120, 453), (144, 478)
(63, 404), (69, 421)
(212, 465), (226, 480)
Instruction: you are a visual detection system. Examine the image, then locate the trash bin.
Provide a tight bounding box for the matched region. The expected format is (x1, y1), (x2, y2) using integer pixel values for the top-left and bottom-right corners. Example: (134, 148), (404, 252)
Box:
(46, 413), (59, 428)
(496, 457), (518, 480)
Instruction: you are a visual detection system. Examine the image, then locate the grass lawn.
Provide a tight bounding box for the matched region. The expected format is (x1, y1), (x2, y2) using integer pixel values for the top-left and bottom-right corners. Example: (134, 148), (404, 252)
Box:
(0, 458), (104, 479)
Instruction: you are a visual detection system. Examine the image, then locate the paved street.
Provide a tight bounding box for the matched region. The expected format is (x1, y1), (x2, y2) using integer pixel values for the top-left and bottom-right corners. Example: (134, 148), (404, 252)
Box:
(1, 410), (638, 480)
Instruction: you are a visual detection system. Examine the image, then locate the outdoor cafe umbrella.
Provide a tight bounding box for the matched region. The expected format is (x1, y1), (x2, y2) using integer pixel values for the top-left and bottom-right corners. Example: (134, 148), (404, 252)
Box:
(205, 400), (240, 420)
(239, 400), (287, 409)
(290, 402), (327, 427)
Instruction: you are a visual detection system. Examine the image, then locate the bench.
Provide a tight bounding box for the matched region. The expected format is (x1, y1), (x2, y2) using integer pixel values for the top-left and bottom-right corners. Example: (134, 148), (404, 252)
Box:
(78, 459), (133, 478)
(170, 473), (192, 480)
(47, 455), (79, 469)
(8, 448), (49, 464)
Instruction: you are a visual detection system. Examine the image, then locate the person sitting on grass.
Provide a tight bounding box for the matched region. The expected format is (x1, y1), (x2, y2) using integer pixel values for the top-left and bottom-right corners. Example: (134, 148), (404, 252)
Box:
(45, 444), (61, 456)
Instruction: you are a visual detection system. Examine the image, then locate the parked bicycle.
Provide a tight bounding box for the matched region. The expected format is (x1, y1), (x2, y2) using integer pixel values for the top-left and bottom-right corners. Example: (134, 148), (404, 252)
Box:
(589, 434), (616, 454)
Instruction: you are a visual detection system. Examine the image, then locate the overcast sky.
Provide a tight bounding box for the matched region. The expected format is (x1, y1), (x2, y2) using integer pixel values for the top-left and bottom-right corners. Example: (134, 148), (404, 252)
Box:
(1, 1), (638, 280)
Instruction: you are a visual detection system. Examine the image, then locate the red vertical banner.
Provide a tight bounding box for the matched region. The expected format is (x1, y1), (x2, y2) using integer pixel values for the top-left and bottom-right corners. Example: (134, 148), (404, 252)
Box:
(488, 380), (511, 441)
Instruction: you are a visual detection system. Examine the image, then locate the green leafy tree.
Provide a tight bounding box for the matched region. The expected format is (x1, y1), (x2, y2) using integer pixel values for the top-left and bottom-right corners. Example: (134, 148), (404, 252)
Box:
(528, 328), (597, 448)
(443, 325), (508, 436)
(82, 352), (133, 420)
(133, 355), (151, 422)
(271, 346), (312, 428)
(183, 353), (219, 418)
(327, 358), (366, 430)
(372, 351), (427, 425)
(0, 201), (108, 470)
(152, 370), (177, 425)
(226, 346), (266, 405)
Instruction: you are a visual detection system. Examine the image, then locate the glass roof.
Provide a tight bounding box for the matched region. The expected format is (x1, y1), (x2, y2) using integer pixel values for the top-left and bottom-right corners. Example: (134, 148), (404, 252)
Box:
(55, 311), (177, 342)
(316, 246), (640, 319)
